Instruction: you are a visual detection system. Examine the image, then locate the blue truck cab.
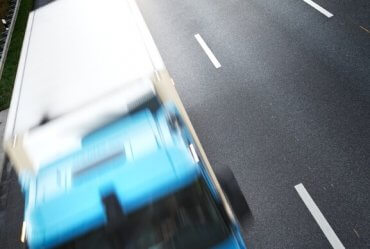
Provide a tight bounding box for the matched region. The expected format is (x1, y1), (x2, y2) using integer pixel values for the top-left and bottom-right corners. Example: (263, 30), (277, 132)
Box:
(20, 101), (248, 249)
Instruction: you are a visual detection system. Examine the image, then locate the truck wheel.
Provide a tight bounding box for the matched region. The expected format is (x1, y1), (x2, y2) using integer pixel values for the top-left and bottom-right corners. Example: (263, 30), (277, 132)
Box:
(215, 166), (251, 223)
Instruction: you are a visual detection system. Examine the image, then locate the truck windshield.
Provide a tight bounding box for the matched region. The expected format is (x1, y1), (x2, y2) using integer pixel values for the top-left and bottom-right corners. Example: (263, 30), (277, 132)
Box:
(55, 178), (231, 249)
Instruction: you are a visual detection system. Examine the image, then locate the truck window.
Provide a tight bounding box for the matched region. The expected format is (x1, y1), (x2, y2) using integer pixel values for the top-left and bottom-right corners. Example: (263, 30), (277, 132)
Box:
(55, 178), (231, 249)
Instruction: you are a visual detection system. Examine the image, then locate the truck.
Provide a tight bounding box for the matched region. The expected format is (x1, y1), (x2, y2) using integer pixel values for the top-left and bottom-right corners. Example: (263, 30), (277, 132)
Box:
(3, 0), (251, 248)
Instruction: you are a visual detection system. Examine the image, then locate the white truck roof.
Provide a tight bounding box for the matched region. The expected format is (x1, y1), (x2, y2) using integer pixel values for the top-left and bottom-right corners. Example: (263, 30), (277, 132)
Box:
(4, 0), (165, 144)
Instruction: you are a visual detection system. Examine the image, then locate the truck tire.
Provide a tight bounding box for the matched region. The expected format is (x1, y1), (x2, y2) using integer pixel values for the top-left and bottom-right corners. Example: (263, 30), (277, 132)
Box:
(215, 166), (251, 223)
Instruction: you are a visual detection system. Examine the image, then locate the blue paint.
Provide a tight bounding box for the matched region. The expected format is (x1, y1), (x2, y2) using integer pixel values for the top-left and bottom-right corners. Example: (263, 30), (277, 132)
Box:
(28, 147), (198, 249)
(23, 102), (247, 249)
(213, 236), (244, 249)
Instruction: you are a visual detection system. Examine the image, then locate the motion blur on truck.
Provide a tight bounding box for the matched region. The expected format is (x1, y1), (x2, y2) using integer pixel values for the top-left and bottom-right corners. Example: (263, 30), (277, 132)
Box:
(2, 0), (251, 248)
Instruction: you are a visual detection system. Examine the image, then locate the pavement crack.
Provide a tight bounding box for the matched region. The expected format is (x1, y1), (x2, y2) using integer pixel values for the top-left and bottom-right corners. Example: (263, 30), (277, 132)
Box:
(353, 228), (360, 239)
(359, 26), (370, 34)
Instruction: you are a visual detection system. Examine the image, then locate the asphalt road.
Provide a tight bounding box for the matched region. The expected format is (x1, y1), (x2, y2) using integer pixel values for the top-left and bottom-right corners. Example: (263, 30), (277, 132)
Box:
(136, 0), (370, 248)
(1, 0), (369, 248)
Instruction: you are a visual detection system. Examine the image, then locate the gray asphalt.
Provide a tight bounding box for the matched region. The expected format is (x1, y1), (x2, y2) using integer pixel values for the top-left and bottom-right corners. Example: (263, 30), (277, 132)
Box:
(136, 0), (370, 248)
(0, 109), (8, 179)
(1, 0), (369, 248)
(0, 159), (24, 249)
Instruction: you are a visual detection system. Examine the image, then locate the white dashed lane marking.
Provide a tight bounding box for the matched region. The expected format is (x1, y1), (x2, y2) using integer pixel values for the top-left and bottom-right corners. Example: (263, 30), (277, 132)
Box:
(303, 0), (333, 18)
(295, 183), (345, 249)
(194, 33), (221, 69)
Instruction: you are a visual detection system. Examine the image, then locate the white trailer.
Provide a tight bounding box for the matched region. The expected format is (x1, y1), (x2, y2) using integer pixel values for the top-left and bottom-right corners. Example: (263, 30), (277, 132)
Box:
(3, 0), (210, 176)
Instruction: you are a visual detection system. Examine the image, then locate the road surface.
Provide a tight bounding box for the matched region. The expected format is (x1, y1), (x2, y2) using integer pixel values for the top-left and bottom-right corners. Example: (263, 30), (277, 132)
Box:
(136, 0), (370, 248)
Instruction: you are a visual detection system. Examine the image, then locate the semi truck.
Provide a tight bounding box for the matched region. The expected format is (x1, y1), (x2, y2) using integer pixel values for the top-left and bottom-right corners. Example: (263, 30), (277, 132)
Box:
(3, 0), (250, 248)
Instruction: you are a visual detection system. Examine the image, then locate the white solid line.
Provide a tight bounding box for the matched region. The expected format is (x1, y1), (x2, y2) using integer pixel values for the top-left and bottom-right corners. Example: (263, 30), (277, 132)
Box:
(295, 184), (345, 249)
(303, 0), (333, 18)
(194, 34), (221, 68)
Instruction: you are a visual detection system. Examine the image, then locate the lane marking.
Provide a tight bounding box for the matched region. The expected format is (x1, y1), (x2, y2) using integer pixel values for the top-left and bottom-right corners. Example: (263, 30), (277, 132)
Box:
(303, 0), (333, 18)
(295, 183), (345, 249)
(194, 33), (221, 68)
(360, 26), (370, 34)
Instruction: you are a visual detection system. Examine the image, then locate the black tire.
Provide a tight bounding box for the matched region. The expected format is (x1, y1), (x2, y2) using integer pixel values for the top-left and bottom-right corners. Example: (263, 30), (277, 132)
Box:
(215, 166), (251, 223)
